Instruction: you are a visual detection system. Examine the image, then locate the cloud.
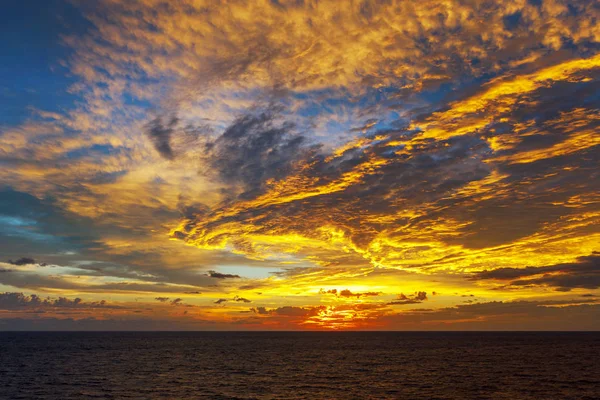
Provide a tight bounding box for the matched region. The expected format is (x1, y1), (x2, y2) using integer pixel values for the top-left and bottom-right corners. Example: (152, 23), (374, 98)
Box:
(145, 115), (178, 160)
(251, 306), (268, 315)
(337, 289), (382, 298)
(0, 317), (229, 331)
(207, 270), (241, 279)
(414, 291), (427, 301)
(7, 257), (38, 266)
(200, 105), (318, 197)
(155, 297), (170, 302)
(388, 291), (428, 305)
(472, 254), (600, 291)
(170, 298), (183, 305)
(382, 300), (600, 330)
(70, 0), (600, 99)
(213, 295), (251, 305)
(172, 52), (600, 274)
(251, 306), (323, 318)
(246, 299), (600, 330)
(319, 289), (337, 295)
(1, 0), (600, 330)
(0, 292), (118, 310)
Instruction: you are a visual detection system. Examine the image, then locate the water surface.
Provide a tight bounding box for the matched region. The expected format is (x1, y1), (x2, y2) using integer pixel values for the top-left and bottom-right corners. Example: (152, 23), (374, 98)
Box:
(1, 332), (599, 399)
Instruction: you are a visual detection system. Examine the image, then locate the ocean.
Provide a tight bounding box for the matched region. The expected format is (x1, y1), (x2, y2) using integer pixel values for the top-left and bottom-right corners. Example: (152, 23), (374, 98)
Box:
(1, 332), (599, 399)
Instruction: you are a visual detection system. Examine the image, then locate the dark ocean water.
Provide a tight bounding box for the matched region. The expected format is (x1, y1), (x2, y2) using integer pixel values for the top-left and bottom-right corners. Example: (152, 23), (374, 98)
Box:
(1, 332), (599, 400)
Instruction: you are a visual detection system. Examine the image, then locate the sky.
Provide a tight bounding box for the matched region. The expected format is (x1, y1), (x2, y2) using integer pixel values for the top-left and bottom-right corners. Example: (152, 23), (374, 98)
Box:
(0, 0), (599, 331)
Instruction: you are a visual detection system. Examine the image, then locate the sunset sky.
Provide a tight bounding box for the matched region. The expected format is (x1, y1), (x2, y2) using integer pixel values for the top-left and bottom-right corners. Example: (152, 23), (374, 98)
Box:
(1, 0), (599, 330)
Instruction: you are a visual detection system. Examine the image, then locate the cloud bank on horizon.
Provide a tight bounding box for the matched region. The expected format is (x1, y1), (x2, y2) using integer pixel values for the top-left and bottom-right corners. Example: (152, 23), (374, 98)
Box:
(0, 0), (599, 330)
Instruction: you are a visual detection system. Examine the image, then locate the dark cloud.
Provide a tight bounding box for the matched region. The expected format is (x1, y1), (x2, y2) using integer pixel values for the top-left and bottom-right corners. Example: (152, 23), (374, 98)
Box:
(7, 257), (37, 266)
(388, 291), (428, 305)
(250, 305), (323, 317)
(318, 288), (381, 298)
(319, 288), (337, 295)
(251, 306), (268, 315)
(388, 299), (423, 305)
(0, 256), (223, 294)
(207, 270), (241, 279)
(0, 189), (186, 278)
(272, 306), (322, 317)
(145, 115), (178, 160)
(0, 270), (90, 291)
(272, 306), (315, 317)
(86, 282), (204, 294)
(238, 282), (268, 290)
(174, 65), (600, 270)
(202, 106), (319, 197)
(338, 289), (382, 298)
(213, 295), (251, 304)
(415, 291), (428, 301)
(0, 292), (118, 310)
(472, 254), (600, 291)
(339, 289), (357, 298)
(0, 189), (90, 256)
(383, 300), (600, 330)
(0, 317), (225, 331)
(155, 297), (190, 306)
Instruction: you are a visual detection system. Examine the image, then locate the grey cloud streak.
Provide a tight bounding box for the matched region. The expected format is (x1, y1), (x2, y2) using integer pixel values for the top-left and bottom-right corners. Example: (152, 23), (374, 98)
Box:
(201, 105), (320, 198)
(473, 254), (600, 291)
(146, 115), (178, 160)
